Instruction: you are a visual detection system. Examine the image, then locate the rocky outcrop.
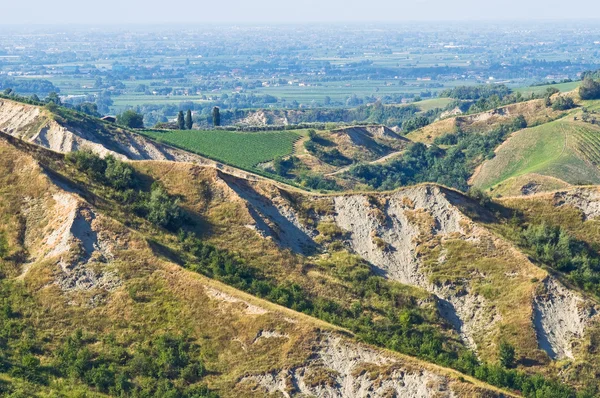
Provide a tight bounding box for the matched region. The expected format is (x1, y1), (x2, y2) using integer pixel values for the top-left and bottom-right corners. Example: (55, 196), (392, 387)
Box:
(330, 186), (496, 350)
(533, 277), (597, 359)
(553, 188), (600, 220)
(240, 334), (459, 398)
(22, 187), (121, 296)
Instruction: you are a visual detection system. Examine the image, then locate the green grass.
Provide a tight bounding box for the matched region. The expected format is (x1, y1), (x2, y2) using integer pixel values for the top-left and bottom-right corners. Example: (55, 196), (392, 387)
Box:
(514, 81), (580, 97)
(140, 129), (301, 170)
(473, 117), (600, 190)
(414, 97), (454, 112)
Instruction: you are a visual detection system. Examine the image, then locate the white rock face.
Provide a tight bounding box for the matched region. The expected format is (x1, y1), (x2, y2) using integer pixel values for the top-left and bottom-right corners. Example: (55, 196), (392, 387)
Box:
(533, 277), (596, 359)
(240, 334), (456, 398)
(331, 186), (497, 350)
(23, 189), (121, 295)
(553, 188), (600, 220)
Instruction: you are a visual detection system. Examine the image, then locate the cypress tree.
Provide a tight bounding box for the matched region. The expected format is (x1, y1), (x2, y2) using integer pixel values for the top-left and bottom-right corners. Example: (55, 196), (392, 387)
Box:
(185, 109), (193, 130)
(177, 110), (185, 130)
(212, 107), (221, 127)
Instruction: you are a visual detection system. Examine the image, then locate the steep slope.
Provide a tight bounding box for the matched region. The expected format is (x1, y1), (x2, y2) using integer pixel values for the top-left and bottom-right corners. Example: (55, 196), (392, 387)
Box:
(407, 98), (565, 145)
(128, 157), (600, 398)
(2, 98), (598, 395)
(328, 125), (409, 160)
(0, 135), (509, 397)
(472, 117), (600, 192)
(139, 159), (595, 367)
(0, 98), (281, 184)
(496, 187), (600, 388)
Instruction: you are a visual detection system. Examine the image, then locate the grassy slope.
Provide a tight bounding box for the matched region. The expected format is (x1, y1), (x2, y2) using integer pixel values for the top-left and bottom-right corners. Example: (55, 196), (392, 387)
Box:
(473, 117), (600, 190)
(514, 81), (580, 97)
(139, 129), (302, 170)
(0, 138), (516, 397)
(496, 190), (600, 390)
(414, 97), (454, 112)
(407, 98), (565, 145)
(0, 137), (515, 397)
(486, 173), (571, 197)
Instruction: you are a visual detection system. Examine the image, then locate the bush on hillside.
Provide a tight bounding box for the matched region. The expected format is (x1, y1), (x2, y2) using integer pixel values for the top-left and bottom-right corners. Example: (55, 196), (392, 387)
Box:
(66, 149), (108, 181)
(104, 155), (135, 190)
(66, 150), (136, 191)
(579, 78), (600, 100)
(117, 110), (144, 129)
(146, 184), (183, 230)
(551, 96), (576, 111)
(402, 115), (430, 132)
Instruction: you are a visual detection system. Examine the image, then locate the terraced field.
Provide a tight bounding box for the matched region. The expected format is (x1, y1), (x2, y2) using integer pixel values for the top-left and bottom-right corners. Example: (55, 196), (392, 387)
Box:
(141, 129), (301, 170)
(472, 118), (600, 190)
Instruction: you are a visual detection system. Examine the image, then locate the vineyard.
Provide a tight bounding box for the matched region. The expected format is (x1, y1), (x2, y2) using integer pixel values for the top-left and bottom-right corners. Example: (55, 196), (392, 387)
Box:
(142, 129), (301, 170)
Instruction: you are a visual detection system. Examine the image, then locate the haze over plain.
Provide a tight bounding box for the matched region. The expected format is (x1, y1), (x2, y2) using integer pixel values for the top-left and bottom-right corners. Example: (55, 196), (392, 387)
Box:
(4, 0), (600, 24)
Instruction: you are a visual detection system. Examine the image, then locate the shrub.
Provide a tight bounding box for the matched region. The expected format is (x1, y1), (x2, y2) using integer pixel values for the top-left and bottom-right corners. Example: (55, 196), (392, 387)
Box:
(146, 184), (183, 230)
(104, 155), (135, 190)
(272, 155), (300, 177)
(66, 149), (107, 180)
(551, 96), (576, 111)
(579, 78), (600, 100)
(511, 114), (528, 130)
(0, 233), (8, 259)
(498, 342), (516, 368)
(434, 132), (458, 145)
(116, 110), (144, 128)
(402, 115), (430, 132)
(66, 151), (136, 191)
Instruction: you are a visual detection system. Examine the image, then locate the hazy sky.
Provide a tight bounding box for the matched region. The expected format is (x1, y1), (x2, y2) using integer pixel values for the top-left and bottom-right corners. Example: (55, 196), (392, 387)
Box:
(4, 0), (600, 24)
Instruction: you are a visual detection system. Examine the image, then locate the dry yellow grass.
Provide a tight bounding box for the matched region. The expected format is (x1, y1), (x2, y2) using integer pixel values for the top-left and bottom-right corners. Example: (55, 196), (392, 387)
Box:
(0, 137), (519, 397)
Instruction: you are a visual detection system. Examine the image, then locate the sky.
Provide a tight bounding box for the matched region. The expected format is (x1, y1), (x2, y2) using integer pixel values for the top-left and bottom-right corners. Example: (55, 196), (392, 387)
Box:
(4, 0), (600, 24)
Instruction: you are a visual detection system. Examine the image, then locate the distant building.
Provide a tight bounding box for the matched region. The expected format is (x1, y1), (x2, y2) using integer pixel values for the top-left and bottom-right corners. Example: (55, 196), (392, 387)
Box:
(101, 116), (116, 123)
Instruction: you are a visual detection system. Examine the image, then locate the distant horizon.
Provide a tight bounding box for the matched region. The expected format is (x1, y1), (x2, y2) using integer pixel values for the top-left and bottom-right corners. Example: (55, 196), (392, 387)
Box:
(4, 0), (600, 25)
(2, 19), (600, 29)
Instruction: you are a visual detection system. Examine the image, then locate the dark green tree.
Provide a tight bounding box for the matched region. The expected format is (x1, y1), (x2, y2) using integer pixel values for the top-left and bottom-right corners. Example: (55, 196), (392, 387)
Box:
(185, 109), (193, 130)
(212, 107), (221, 127)
(551, 96), (575, 111)
(105, 155), (134, 190)
(498, 341), (516, 368)
(147, 184), (183, 230)
(177, 111), (185, 130)
(46, 91), (61, 105)
(116, 110), (144, 129)
(75, 102), (101, 117)
(580, 78), (600, 100)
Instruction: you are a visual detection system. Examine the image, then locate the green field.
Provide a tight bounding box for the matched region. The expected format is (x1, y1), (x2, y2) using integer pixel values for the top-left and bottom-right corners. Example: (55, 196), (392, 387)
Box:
(514, 81), (580, 97)
(473, 117), (600, 189)
(141, 129), (301, 170)
(414, 97), (454, 112)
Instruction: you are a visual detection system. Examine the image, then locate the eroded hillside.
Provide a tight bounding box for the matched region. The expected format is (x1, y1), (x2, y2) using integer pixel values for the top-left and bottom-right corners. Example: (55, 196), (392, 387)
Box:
(0, 135), (512, 397)
(2, 95), (600, 397)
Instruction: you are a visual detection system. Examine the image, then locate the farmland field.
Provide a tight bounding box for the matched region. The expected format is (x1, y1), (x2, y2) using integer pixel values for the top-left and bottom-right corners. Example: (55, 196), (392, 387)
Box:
(472, 117), (600, 189)
(141, 129), (302, 170)
(514, 81), (580, 97)
(414, 97), (454, 112)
